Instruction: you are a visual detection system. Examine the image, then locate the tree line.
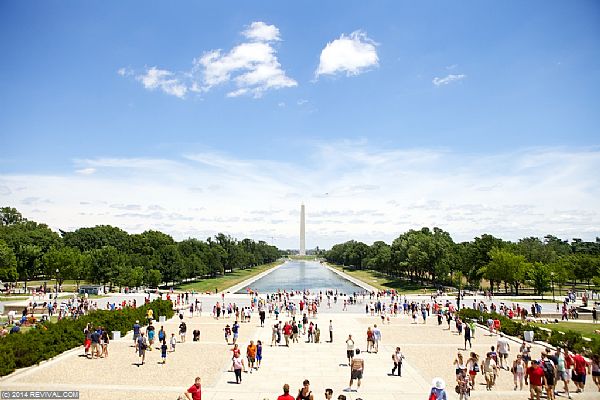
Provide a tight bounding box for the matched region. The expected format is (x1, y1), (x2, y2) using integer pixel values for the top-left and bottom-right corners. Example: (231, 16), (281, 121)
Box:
(324, 227), (600, 295)
(0, 207), (280, 291)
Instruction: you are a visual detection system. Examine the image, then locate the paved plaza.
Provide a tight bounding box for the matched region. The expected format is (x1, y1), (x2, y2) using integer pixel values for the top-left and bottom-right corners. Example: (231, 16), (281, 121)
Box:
(2, 295), (599, 400)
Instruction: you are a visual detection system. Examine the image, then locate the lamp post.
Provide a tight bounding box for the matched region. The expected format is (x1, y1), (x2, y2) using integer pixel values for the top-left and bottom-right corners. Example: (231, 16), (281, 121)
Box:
(551, 272), (555, 302)
(55, 268), (59, 300)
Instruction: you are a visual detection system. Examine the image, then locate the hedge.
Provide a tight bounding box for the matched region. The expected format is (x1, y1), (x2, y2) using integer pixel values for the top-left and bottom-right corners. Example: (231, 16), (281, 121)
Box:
(0, 299), (174, 376)
(458, 308), (599, 357)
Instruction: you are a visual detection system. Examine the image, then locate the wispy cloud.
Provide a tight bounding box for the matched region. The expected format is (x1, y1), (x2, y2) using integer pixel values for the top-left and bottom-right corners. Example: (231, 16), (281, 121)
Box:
(1, 144), (599, 248)
(432, 73), (466, 86)
(316, 31), (379, 78)
(121, 21), (296, 99)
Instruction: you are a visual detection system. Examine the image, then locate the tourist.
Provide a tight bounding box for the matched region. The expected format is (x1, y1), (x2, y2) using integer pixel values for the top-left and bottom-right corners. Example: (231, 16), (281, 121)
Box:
(256, 340), (263, 369)
(297, 379), (314, 400)
(456, 370), (470, 400)
(324, 388), (333, 399)
(337, 396), (346, 400)
(556, 348), (572, 398)
(277, 383), (294, 400)
(158, 325), (166, 344)
(137, 332), (147, 365)
(496, 333), (510, 370)
(170, 332), (177, 352)
(232, 320), (240, 344)
(391, 346), (404, 376)
(133, 320), (141, 350)
(429, 377), (447, 400)
(454, 353), (466, 382)
(314, 324), (320, 343)
(224, 323), (231, 344)
(147, 322), (155, 350)
(231, 352), (246, 383)
(179, 320), (187, 343)
(591, 354), (600, 391)
(464, 321), (472, 350)
(526, 360), (546, 400)
(193, 329), (200, 341)
(482, 352), (497, 390)
(100, 329), (109, 358)
(520, 341), (531, 367)
(160, 339), (167, 364)
(184, 377), (201, 400)
(346, 334), (355, 365)
(372, 324), (381, 353)
(347, 348), (364, 392)
(329, 320), (333, 343)
(466, 352), (479, 389)
(283, 321), (292, 346)
(512, 354), (526, 390)
(292, 321), (299, 343)
(572, 351), (591, 393)
(90, 327), (100, 359)
(83, 323), (92, 357)
(271, 322), (278, 346)
(247, 340), (257, 372)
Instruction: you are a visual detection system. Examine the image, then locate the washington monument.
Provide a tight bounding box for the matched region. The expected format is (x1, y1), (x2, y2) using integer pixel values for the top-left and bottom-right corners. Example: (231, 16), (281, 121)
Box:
(299, 203), (306, 255)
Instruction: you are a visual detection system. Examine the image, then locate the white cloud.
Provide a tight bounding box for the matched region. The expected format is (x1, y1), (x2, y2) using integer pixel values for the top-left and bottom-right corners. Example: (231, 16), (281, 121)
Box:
(316, 30), (379, 77)
(75, 168), (96, 175)
(1, 145), (599, 249)
(136, 67), (188, 98)
(432, 73), (466, 86)
(242, 21), (281, 42)
(122, 22), (295, 99)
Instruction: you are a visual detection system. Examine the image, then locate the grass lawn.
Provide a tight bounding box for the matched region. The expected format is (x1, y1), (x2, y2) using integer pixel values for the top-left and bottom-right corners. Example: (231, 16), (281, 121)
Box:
(288, 255), (318, 260)
(177, 261), (283, 293)
(329, 264), (436, 293)
(0, 296), (29, 302)
(531, 321), (599, 338)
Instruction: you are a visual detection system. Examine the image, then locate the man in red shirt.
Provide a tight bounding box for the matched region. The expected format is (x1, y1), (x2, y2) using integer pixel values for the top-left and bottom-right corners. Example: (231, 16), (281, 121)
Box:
(572, 352), (591, 392)
(277, 383), (295, 400)
(525, 360), (545, 400)
(283, 322), (292, 346)
(184, 377), (201, 400)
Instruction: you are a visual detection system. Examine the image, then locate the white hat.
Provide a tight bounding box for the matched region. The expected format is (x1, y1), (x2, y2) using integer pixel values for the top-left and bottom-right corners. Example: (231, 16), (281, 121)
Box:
(432, 377), (445, 390)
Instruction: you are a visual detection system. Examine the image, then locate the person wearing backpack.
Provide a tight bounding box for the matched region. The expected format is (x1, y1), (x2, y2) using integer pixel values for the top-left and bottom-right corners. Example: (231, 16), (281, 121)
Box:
(541, 353), (556, 400)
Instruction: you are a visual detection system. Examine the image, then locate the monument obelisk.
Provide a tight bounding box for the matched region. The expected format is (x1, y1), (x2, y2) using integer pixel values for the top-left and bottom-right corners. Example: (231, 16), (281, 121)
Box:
(299, 203), (306, 255)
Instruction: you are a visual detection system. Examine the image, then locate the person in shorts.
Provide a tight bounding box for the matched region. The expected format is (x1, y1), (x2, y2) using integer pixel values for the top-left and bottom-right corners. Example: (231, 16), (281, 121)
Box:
(246, 340), (257, 372)
(346, 335), (355, 365)
(526, 360), (546, 400)
(347, 349), (364, 392)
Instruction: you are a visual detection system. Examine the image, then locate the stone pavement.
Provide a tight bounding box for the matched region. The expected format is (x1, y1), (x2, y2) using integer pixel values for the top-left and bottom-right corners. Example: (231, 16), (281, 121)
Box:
(2, 308), (600, 400)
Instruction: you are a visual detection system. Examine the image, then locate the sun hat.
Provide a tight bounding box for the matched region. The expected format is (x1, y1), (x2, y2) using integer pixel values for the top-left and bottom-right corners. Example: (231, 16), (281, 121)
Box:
(432, 377), (445, 390)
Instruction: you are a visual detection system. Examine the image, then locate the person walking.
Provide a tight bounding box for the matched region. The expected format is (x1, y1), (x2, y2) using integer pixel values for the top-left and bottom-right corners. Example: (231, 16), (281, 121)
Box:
(482, 352), (498, 390)
(277, 383), (294, 400)
(137, 332), (147, 365)
(256, 340), (263, 369)
(572, 351), (591, 393)
(246, 340), (257, 372)
(496, 333), (510, 370)
(329, 320), (333, 343)
(160, 339), (168, 364)
(464, 322), (472, 350)
(347, 349), (364, 392)
(346, 335), (355, 365)
(466, 352), (479, 389)
(231, 353), (245, 384)
(556, 348), (572, 399)
(297, 379), (314, 400)
(391, 346), (404, 376)
(591, 354), (600, 391)
(526, 360), (546, 400)
(232, 320), (239, 344)
(429, 377), (448, 400)
(372, 324), (381, 353)
(184, 377), (201, 400)
(170, 332), (177, 352)
(179, 320), (187, 343)
(512, 354), (526, 390)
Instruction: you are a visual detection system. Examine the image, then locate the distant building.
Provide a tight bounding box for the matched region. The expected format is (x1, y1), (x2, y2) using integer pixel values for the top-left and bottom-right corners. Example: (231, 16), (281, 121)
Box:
(78, 285), (104, 295)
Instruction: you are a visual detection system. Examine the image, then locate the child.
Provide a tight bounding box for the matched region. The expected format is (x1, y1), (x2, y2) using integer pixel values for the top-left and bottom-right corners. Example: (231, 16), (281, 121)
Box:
(256, 340), (263, 369)
(161, 339), (168, 364)
(170, 333), (177, 352)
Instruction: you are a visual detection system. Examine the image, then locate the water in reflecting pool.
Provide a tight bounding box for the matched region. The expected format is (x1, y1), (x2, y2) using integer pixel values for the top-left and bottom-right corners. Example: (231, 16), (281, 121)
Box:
(236, 260), (364, 294)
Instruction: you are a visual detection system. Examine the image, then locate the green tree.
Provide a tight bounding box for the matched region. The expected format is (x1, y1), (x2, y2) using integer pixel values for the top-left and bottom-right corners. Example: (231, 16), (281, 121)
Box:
(145, 269), (162, 288)
(0, 207), (24, 226)
(0, 239), (18, 281)
(480, 248), (530, 295)
(527, 262), (552, 296)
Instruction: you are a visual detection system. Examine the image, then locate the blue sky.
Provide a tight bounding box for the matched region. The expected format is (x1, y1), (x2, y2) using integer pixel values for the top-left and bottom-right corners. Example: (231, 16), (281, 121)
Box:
(1, 1), (599, 248)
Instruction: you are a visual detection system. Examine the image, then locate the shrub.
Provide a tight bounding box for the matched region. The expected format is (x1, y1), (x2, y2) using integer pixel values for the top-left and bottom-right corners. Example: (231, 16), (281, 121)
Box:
(0, 299), (173, 377)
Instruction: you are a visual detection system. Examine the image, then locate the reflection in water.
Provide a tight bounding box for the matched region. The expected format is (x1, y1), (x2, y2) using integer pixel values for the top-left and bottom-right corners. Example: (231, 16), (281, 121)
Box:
(236, 260), (364, 294)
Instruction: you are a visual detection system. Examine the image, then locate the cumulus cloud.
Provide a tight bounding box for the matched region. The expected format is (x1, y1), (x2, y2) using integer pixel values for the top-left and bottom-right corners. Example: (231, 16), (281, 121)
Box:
(1, 145), (599, 249)
(122, 22), (295, 99)
(243, 21), (281, 42)
(136, 67), (188, 98)
(316, 31), (379, 77)
(432, 73), (466, 86)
